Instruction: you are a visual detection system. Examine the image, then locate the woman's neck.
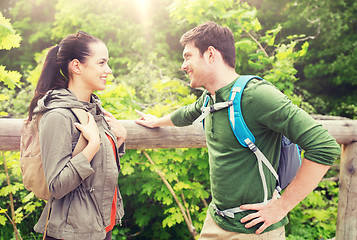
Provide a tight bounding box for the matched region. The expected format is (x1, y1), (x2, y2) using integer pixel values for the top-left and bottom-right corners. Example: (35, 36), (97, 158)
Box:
(68, 80), (92, 102)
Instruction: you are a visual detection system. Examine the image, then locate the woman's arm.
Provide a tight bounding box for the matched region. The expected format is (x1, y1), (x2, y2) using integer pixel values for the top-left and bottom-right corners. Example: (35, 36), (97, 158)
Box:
(74, 112), (100, 161)
(40, 111), (99, 199)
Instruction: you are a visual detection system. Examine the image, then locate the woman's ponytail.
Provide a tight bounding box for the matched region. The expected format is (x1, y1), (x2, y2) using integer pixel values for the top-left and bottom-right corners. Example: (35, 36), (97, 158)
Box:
(28, 31), (100, 120)
(28, 45), (63, 120)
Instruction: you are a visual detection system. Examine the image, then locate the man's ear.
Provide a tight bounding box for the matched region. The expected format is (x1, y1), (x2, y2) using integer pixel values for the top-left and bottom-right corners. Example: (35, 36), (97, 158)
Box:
(206, 46), (217, 64)
(69, 59), (81, 75)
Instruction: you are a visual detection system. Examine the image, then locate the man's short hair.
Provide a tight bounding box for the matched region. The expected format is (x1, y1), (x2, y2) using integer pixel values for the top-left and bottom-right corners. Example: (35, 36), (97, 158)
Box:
(180, 21), (236, 68)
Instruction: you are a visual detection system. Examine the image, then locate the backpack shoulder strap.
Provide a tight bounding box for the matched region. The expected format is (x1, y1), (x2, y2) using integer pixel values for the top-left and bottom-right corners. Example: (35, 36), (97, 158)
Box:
(192, 92), (212, 126)
(228, 75), (263, 147)
(71, 108), (89, 125)
(203, 93), (210, 108)
(71, 108), (89, 157)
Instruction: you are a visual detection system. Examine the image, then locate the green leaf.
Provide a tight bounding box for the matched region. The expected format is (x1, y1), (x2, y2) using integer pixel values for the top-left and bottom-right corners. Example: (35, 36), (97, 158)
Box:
(266, 24), (282, 46)
(0, 13), (21, 50)
(122, 164), (135, 176)
(0, 65), (22, 89)
(0, 215), (7, 225)
(173, 182), (191, 191)
(298, 41), (309, 57)
(163, 207), (183, 227)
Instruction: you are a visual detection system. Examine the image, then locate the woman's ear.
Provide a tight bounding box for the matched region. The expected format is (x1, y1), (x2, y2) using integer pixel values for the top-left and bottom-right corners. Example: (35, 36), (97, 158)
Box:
(69, 59), (81, 75)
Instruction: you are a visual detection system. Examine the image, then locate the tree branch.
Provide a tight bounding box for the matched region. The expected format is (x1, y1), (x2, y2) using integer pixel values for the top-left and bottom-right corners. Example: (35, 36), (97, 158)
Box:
(2, 152), (22, 240)
(236, 21), (269, 57)
(142, 150), (197, 238)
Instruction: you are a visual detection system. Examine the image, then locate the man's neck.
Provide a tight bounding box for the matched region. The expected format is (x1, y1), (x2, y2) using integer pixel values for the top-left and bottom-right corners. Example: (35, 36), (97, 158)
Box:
(206, 69), (239, 95)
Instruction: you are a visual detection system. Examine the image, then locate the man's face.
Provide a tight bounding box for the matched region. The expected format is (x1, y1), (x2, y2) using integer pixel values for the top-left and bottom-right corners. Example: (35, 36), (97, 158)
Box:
(181, 42), (211, 89)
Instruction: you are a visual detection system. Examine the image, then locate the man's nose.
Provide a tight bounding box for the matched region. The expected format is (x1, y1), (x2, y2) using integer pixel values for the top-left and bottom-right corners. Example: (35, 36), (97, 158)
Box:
(181, 62), (187, 71)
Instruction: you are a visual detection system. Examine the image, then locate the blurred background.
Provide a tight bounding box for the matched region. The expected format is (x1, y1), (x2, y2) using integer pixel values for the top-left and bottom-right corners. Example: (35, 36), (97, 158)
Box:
(1, 0), (355, 239)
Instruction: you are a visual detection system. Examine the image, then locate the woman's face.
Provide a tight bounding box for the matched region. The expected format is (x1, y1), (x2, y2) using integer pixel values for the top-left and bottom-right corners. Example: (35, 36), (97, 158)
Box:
(79, 41), (112, 91)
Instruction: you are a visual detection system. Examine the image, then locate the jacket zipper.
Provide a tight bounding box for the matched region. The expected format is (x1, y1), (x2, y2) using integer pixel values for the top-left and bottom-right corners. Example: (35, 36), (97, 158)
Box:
(88, 187), (106, 227)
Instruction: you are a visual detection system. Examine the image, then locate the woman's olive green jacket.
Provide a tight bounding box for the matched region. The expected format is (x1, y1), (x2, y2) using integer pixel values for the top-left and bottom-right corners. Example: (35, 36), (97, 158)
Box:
(33, 89), (124, 240)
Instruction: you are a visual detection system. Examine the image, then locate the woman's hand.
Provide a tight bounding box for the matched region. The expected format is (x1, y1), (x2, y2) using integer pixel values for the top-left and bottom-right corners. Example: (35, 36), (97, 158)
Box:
(74, 112), (100, 161)
(103, 110), (127, 147)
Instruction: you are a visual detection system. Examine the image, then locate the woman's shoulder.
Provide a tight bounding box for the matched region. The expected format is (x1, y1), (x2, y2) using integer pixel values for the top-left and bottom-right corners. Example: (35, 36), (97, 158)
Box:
(43, 107), (75, 118)
(40, 108), (78, 128)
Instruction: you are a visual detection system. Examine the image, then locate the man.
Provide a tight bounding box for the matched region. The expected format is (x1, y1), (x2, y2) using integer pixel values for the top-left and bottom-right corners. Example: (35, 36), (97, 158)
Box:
(135, 21), (340, 239)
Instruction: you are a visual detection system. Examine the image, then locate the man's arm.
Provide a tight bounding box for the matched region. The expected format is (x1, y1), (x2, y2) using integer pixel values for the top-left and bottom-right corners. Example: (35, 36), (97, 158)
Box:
(237, 80), (339, 234)
(135, 110), (174, 128)
(240, 158), (330, 234)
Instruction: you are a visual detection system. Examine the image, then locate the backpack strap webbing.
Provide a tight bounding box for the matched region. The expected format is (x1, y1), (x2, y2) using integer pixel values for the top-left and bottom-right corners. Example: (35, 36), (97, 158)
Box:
(245, 138), (281, 203)
(192, 96), (233, 126)
(71, 108), (89, 157)
(42, 196), (53, 240)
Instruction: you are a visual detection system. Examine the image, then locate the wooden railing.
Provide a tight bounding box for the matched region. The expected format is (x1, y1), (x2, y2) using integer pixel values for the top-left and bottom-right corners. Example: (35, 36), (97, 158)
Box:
(0, 118), (356, 239)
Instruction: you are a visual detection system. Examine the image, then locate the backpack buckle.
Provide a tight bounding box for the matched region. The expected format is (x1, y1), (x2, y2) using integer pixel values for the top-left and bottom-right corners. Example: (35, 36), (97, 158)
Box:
(215, 209), (226, 218)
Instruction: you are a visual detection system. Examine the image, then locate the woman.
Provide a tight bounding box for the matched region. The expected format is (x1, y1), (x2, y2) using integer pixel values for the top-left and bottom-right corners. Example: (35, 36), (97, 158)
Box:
(28, 31), (126, 240)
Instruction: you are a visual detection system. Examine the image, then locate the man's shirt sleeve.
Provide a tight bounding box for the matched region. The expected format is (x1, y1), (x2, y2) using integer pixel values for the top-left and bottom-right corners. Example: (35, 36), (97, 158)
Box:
(171, 91), (207, 127)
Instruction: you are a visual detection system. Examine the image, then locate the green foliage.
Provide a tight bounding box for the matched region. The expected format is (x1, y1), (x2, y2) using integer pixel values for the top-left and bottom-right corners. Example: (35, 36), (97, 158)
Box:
(0, 12), (21, 50)
(300, 0), (357, 119)
(1, 0), (55, 70)
(0, 12), (23, 117)
(0, 0), (347, 238)
(0, 151), (45, 239)
(0, 65), (21, 90)
(255, 0), (357, 118)
(100, 57), (196, 118)
(117, 148), (209, 239)
(286, 180), (339, 240)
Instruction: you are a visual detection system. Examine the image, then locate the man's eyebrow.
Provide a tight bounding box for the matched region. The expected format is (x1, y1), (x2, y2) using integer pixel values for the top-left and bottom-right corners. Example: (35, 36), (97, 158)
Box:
(183, 52), (190, 58)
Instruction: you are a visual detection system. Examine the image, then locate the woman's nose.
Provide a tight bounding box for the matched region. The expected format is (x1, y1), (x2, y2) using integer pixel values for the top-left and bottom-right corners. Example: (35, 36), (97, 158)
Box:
(106, 65), (112, 74)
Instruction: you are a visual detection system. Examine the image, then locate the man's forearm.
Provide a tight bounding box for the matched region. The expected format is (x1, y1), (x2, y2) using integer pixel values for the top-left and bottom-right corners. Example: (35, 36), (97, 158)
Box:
(279, 158), (331, 213)
(155, 114), (174, 127)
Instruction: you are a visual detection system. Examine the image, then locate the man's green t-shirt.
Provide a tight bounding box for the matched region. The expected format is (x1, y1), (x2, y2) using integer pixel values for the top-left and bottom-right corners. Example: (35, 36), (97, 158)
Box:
(170, 78), (340, 233)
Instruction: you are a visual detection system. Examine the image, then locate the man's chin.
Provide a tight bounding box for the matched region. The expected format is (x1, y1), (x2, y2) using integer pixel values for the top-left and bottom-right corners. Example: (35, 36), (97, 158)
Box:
(190, 80), (197, 88)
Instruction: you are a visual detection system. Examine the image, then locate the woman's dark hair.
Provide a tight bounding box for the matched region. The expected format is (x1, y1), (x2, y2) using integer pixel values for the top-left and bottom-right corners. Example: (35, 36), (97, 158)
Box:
(28, 31), (102, 120)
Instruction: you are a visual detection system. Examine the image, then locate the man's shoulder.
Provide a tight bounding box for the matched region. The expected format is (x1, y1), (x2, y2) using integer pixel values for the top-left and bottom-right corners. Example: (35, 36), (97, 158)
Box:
(246, 78), (276, 92)
(244, 79), (284, 101)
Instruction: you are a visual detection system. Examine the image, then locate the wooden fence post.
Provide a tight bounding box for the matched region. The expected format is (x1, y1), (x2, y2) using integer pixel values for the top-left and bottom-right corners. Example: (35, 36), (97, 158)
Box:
(336, 142), (357, 240)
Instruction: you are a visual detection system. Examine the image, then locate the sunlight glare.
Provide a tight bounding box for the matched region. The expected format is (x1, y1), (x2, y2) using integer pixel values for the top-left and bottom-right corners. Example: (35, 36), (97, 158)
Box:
(137, 0), (147, 6)
(135, 0), (149, 27)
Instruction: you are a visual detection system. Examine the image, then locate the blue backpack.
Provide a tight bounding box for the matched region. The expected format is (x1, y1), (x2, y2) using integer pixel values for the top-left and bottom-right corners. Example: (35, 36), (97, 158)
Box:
(194, 75), (301, 207)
